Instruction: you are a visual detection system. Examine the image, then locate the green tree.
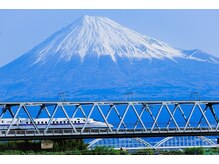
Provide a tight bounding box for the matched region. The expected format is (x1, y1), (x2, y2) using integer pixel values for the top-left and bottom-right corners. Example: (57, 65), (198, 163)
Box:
(184, 147), (205, 155)
(134, 149), (155, 155)
(52, 139), (87, 152)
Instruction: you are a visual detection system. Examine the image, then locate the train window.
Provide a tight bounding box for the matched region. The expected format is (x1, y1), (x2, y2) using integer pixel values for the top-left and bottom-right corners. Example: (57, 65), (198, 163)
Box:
(1, 121), (3, 123)
(52, 121), (55, 124)
(74, 121), (76, 123)
(60, 121), (62, 124)
(26, 122), (28, 124)
(56, 121), (59, 124)
(45, 121), (48, 124)
(38, 121), (40, 124)
(20, 120), (22, 123)
(41, 121), (44, 124)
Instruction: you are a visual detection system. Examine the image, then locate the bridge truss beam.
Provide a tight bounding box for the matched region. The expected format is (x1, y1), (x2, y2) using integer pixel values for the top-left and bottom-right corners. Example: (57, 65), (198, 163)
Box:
(0, 101), (219, 140)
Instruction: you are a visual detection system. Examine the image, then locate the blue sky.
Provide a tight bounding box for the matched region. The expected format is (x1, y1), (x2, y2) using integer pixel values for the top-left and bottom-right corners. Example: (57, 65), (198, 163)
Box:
(0, 9), (219, 67)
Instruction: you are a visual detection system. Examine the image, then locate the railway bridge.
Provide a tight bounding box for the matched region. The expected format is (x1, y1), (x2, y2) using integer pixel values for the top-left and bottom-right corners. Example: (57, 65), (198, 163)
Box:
(0, 100), (219, 140)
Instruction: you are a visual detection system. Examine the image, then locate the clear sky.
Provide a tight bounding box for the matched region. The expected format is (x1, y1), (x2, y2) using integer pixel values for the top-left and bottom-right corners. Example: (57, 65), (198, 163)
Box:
(0, 9), (219, 67)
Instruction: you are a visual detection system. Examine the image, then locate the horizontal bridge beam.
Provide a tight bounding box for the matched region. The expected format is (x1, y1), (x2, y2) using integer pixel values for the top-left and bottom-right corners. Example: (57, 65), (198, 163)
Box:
(1, 100), (219, 106)
(0, 129), (219, 141)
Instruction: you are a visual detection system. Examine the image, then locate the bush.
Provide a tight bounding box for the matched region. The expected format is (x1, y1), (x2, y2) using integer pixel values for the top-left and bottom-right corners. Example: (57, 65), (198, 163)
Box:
(134, 149), (155, 155)
(184, 147), (205, 155)
(65, 150), (82, 155)
(88, 146), (121, 155)
(25, 150), (35, 155)
(1, 150), (25, 155)
(0, 140), (41, 152)
(52, 139), (87, 152)
(204, 148), (219, 155)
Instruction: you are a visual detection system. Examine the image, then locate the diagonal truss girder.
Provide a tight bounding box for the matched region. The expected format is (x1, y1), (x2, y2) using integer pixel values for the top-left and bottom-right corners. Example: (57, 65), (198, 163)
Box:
(0, 101), (218, 137)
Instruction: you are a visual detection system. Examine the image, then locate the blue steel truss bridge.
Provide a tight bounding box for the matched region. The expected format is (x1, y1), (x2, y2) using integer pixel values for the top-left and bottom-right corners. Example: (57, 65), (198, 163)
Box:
(0, 101), (219, 140)
(87, 136), (218, 150)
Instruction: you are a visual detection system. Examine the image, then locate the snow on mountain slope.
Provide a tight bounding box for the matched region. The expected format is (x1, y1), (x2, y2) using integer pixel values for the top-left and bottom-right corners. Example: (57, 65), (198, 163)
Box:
(183, 49), (219, 64)
(30, 15), (184, 65)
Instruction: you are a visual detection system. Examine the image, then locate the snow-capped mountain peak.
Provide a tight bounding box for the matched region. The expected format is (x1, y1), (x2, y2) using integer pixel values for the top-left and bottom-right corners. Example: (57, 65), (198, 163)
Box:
(1, 15), (219, 101)
(32, 15), (184, 64)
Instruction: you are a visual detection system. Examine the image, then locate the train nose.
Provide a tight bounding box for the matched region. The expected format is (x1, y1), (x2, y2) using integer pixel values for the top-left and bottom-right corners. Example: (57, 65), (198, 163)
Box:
(101, 122), (113, 128)
(108, 123), (113, 128)
(105, 123), (113, 128)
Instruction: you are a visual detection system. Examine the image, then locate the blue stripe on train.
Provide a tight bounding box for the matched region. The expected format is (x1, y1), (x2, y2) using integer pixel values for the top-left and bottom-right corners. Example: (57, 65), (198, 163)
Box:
(0, 123), (88, 126)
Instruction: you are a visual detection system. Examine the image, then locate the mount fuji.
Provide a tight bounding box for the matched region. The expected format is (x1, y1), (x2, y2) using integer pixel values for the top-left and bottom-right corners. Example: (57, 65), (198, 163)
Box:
(0, 15), (219, 101)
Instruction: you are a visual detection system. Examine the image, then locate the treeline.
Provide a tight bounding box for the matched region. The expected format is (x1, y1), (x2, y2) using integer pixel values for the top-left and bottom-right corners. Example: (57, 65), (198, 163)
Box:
(0, 140), (218, 155)
(133, 147), (219, 155)
(0, 140), (127, 155)
(0, 147), (126, 155)
(0, 139), (86, 152)
(0, 140), (41, 152)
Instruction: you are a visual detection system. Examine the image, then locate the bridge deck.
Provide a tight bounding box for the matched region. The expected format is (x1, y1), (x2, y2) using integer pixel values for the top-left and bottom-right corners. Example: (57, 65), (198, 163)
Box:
(0, 128), (219, 140)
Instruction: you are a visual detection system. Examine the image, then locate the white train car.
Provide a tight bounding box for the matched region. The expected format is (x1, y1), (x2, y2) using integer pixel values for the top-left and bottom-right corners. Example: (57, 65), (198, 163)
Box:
(0, 118), (113, 130)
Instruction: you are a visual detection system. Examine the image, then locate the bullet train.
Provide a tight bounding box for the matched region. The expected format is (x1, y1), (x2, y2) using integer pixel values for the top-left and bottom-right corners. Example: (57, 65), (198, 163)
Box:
(0, 118), (113, 130)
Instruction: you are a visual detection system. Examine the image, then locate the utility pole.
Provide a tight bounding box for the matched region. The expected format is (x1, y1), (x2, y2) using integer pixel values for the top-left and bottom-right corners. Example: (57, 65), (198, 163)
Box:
(57, 92), (65, 101)
(125, 92), (134, 101)
(190, 92), (200, 101)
